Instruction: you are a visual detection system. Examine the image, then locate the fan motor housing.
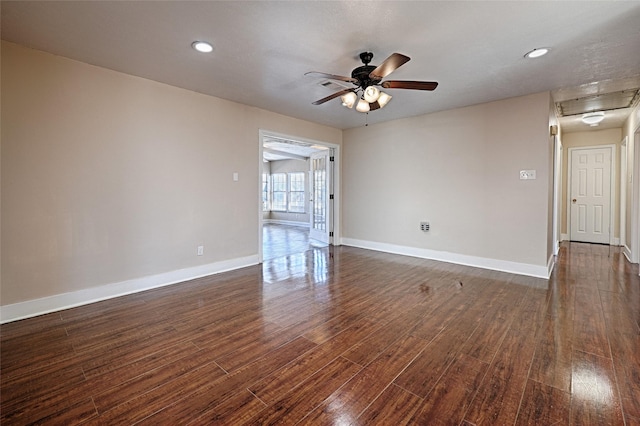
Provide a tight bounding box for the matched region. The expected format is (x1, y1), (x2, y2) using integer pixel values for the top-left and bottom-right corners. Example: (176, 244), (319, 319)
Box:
(351, 65), (379, 88)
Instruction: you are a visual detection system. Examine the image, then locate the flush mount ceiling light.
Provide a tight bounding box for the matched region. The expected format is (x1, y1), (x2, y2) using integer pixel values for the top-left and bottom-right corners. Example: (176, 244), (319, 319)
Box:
(581, 111), (605, 125)
(524, 48), (549, 59)
(191, 41), (213, 53)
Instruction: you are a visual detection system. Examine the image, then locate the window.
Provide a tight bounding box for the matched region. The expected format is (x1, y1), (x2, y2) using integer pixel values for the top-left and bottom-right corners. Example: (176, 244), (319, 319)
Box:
(288, 172), (305, 213)
(268, 172), (305, 213)
(271, 173), (287, 211)
(262, 173), (270, 211)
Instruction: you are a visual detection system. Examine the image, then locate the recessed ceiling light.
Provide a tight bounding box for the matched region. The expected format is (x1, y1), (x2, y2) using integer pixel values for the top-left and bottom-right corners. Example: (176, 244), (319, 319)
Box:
(192, 41), (213, 53)
(524, 48), (549, 59)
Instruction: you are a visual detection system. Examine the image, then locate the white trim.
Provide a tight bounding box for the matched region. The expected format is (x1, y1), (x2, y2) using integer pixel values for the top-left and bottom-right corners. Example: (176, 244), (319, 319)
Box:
(623, 244), (632, 262)
(561, 233), (570, 241)
(633, 123), (640, 264)
(613, 237), (621, 246)
(0, 255), (259, 324)
(567, 144), (616, 244)
(552, 135), (563, 255)
(264, 219), (310, 228)
(547, 254), (556, 278)
(620, 137), (628, 248)
(342, 238), (550, 279)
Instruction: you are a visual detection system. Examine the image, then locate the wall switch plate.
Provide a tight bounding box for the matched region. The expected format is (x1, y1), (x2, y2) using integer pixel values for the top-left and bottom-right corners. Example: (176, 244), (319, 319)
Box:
(233, 172), (239, 181)
(197, 245), (204, 256)
(519, 170), (536, 180)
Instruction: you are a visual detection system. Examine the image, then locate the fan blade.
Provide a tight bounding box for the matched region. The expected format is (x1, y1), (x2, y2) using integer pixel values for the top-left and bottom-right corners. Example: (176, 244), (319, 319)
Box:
(312, 89), (353, 105)
(305, 71), (357, 84)
(369, 53), (410, 79)
(381, 80), (439, 91)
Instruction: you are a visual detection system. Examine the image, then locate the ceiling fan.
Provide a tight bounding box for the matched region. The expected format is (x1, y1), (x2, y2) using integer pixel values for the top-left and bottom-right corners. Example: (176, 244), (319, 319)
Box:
(305, 52), (438, 112)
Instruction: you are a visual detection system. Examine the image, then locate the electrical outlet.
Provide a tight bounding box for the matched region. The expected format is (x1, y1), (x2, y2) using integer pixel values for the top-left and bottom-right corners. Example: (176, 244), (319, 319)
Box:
(420, 222), (430, 232)
(519, 170), (536, 180)
(197, 245), (204, 256)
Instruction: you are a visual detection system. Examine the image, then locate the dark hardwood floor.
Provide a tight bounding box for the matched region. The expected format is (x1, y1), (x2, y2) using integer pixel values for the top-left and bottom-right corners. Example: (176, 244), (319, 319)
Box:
(1, 242), (639, 425)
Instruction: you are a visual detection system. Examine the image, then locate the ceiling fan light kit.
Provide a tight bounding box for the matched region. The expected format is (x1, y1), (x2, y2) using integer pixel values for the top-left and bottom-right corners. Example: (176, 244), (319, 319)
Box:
(363, 86), (381, 103)
(356, 98), (370, 112)
(341, 91), (357, 108)
(377, 92), (392, 108)
(306, 51), (438, 113)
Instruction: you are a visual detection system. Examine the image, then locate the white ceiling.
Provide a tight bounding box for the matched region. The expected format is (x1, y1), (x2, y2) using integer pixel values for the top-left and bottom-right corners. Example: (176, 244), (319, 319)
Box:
(263, 137), (328, 162)
(2, 1), (640, 131)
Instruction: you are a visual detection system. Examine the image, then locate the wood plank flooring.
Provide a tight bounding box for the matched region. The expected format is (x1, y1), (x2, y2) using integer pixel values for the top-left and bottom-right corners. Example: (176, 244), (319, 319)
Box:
(1, 242), (639, 425)
(262, 223), (327, 261)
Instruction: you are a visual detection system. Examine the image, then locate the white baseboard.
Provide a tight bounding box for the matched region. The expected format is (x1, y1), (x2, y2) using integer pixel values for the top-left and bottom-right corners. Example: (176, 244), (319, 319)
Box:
(341, 238), (550, 279)
(623, 245), (632, 262)
(612, 237), (621, 246)
(561, 233), (569, 241)
(0, 255), (259, 324)
(264, 219), (310, 228)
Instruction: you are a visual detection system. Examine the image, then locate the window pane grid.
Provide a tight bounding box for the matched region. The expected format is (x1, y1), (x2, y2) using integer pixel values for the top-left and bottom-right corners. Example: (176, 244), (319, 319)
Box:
(262, 173), (270, 211)
(271, 173), (287, 211)
(288, 172), (305, 213)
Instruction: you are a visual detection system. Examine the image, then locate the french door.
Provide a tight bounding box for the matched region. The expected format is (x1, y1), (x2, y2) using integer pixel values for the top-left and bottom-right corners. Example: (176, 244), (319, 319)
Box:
(309, 150), (332, 243)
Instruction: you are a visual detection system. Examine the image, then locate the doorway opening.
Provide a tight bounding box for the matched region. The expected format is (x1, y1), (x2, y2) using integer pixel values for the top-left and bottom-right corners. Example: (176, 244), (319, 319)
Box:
(258, 131), (340, 262)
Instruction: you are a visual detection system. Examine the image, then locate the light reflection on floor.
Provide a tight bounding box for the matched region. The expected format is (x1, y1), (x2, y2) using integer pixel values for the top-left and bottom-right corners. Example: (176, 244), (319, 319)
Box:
(262, 224), (332, 319)
(262, 223), (327, 262)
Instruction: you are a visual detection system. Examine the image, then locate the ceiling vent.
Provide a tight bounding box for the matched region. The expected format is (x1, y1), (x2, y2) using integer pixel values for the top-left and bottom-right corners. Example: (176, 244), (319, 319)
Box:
(319, 80), (350, 92)
(556, 88), (640, 117)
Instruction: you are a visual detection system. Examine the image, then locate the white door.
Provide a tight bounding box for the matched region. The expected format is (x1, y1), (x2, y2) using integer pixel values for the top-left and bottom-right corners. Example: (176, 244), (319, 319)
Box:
(309, 151), (331, 243)
(570, 147), (612, 244)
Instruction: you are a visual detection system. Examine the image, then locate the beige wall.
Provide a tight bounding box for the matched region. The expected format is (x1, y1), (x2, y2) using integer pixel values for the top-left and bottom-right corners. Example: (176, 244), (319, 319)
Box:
(342, 92), (552, 268)
(1, 42), (341, 306)
(560, 128), (623, 239)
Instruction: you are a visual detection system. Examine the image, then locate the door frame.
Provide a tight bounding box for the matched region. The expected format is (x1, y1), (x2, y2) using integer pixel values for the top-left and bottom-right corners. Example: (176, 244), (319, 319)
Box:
(552, 134), (563, 255)
(632, 124), (640, 264)
(567, 144), (616, 245)
(258, 129), (341, 263)
(620, 137), (628, 248)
